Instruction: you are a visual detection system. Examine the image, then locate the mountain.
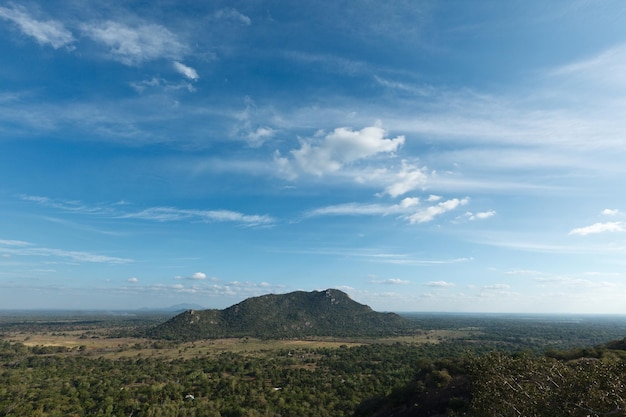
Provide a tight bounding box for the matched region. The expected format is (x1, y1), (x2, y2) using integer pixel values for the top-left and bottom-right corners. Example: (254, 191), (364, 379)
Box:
(147, 289), (415, 340)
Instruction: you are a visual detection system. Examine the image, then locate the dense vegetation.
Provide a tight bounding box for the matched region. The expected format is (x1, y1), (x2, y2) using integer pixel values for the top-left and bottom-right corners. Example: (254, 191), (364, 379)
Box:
(148, 290), (414, 340)
(0, 340), (471, 417)
(2, 311), (626, 416)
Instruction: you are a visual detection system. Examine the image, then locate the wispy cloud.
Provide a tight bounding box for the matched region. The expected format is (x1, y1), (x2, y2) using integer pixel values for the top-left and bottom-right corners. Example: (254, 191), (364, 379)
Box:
(284, 51), (372, 77)
(0, 240), (132, 264)
(306, 197), (419, 217)
(425, 280), (456, 287)
(533, 275), (620, 290)
(371, 278), (411, 285)
(0, 4), (75, 49)
(385, 278), (410, 285)
(232, 97), (277, 147)
(482, 283), (510, 290)
(121, 207), (274, 226)
(213, 8), (251, 26)
(549, 43), (626, 89)
(476, 233), (626, 255)
(22, 195), (274, 227)
(129, 77), (196, 93)
(284, 247), (472, 266)
(81, 21), (187, 65)
(405, 198), (469, 224)
(0, 239), (31, 247)
(569, 221), (626, 236)
(306, 196), (470, 225)
(21, 195), (114, 215)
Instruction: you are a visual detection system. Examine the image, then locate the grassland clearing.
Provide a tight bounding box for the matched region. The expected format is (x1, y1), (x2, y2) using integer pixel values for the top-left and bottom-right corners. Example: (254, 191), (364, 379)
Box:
(2, 325), (468, 360)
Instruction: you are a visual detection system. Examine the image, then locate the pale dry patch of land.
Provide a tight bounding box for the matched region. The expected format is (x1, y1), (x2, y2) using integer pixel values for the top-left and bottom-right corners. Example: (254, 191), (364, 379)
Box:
(2, 328), (470, 359)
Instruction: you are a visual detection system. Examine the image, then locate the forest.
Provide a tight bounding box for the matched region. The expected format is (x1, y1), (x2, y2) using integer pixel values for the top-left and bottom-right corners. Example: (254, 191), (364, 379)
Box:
(2, 311), (626, 416)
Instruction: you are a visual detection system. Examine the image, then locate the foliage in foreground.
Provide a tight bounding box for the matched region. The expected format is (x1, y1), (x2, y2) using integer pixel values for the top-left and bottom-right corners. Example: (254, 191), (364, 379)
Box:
(469, 352), (626, 417)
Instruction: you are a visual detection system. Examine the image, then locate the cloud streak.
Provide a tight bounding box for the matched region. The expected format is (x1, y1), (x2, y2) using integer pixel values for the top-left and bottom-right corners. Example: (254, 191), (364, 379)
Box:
(22, 195), (274, 227)
(306, 196), (470, 225)
(0, 4), (75, 49)
(213, 8), (252, 26)
(0, 240), (132, 264)
(425, 281), (456, 287)
(81, 21), (187, 65)
(122, 207), (274, 226)
(405, 198), (469, 224)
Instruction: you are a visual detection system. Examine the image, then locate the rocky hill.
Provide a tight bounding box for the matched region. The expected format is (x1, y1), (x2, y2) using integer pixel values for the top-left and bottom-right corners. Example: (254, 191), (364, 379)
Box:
(147, 289), (415, 340)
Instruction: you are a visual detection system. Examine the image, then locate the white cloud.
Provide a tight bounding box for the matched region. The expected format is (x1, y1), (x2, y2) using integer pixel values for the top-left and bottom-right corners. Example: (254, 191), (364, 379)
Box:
(465, 210), (496, 221)
(0, 5), (75, 49)
(383, 160), (428, 197)
(173, 61), (199, 80)
(213, 8), (251, 26)
(425, 281), (456, 287)
(128, 277), (139, 283)
(602, 209), (619, 216)
(286, 125), (405, 176)
(405, 197), (469, 224)
(190, 272), (206, 280)
(569, 221), (626, 236)
(82, 21), (187, 65)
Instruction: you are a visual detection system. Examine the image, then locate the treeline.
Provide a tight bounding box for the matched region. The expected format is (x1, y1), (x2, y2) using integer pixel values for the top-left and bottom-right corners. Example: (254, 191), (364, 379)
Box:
(405, 313), (626, 352)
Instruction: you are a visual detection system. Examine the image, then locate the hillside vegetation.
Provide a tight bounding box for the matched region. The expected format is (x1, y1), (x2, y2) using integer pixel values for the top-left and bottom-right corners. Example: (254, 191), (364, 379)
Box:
(2, 312), (626, 416)
(148, 289), (414, 340)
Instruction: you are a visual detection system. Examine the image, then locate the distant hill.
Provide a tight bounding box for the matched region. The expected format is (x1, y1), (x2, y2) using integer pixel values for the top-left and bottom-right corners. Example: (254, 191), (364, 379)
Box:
(147, 289), (415, 340)
(137, 303), (206, 313)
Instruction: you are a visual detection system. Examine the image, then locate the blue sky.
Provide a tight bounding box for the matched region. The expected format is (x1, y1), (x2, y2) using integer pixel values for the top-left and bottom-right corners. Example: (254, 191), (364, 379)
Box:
(1, 0), (626, 313)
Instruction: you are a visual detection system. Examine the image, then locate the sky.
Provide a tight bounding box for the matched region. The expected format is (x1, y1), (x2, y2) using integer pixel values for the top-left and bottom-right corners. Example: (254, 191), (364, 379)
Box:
(1, 1), (626, 313)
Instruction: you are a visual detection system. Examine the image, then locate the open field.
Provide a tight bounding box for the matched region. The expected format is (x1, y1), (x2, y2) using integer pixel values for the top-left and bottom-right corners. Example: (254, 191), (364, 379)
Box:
(2, 326), (467, 360)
